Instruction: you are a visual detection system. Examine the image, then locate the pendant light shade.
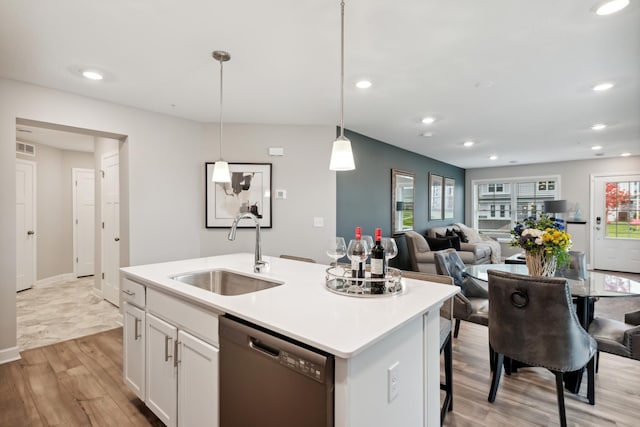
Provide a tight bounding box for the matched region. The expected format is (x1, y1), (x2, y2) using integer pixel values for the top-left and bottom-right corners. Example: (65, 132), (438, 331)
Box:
(212, 50), (232, 183)
(329, 135), (355, 171)
(212, 160), (231, 182)
(329, 0), (356, 171)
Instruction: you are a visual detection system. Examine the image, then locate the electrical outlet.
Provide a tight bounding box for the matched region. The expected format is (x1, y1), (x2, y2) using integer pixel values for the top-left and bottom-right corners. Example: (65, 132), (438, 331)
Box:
(388, 362), (399, 402)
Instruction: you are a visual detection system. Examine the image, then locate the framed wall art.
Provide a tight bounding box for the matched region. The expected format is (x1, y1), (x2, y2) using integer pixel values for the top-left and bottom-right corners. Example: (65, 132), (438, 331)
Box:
(206, 162), (272, 228)
(429, 173), (443, 221)
(444, 177), (455, 219)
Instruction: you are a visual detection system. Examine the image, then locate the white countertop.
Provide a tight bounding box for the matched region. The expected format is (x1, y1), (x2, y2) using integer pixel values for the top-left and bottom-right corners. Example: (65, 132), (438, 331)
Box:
(120, 253), (459, 358)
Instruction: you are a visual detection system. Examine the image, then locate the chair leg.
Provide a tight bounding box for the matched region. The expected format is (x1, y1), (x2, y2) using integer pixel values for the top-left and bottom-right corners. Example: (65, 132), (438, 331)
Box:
(453, 319), (461, 338)
(595, 350), (600, 373)
(554, 371), (567, 427)
(587, 356), (595, 405)
(489, 345), (495, 372)
(488, 353), (504, 402)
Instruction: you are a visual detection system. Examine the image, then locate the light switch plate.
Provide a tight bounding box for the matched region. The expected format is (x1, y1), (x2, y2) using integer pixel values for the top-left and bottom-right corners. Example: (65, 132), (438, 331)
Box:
(275, 189), (287, 199)
(388, 362), (399, 402)
(313, 217), (324, 227)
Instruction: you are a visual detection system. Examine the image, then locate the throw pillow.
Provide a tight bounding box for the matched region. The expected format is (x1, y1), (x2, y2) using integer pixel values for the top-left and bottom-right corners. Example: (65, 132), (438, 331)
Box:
(456, 229), (469, 243)
(444, 235), (461, 251)
(425, 236), (453, 251)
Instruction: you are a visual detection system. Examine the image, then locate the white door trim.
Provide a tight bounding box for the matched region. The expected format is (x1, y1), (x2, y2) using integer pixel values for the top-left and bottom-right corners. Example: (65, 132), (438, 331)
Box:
(101, 150), (120, 306)
(16, 158), (37, 292)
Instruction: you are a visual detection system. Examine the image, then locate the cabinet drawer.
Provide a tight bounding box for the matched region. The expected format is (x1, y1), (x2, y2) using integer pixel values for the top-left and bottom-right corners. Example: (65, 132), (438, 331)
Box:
(122, 278), (146, 308)
(147, 288), (219, 346)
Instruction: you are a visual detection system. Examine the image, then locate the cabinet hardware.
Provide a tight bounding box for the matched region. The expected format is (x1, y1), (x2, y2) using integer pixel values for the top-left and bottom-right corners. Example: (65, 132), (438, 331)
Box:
(174, 340), (180, 368)
(165, 336), (173, 362)
(134, 318), (141, 340)
(122, 289), (135, 296)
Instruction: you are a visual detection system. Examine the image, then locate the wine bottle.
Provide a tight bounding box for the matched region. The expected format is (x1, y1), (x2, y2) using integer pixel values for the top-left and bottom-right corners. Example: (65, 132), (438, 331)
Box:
(370, 228), (386, 293)
(351, 227), (365, 281)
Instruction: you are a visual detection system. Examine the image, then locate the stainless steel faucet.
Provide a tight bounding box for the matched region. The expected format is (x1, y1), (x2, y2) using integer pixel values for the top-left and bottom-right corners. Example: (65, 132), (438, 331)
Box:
(228, 212), (269, 273)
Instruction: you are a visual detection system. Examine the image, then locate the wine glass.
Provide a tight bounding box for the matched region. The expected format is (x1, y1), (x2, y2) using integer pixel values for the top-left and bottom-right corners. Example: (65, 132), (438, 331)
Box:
(381, 237), (398, 273)
(346, 238), (370, 293)
(362, 235), (374, 256)
(327, 237), (347, 273)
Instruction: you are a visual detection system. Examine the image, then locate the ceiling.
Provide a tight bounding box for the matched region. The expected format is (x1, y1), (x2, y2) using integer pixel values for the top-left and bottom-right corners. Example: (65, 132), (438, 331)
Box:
(1, 0), (638, 169)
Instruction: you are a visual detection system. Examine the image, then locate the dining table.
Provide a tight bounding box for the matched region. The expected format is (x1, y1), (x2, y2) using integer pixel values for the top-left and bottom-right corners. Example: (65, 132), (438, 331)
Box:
(463, 263), (640, 394)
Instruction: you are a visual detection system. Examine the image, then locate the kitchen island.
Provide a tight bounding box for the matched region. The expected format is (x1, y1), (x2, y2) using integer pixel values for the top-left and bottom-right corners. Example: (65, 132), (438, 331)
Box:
(120, 252), (459, 427)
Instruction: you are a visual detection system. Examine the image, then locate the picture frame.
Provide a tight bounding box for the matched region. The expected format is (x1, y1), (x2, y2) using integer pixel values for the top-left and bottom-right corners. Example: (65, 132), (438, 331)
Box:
(206, 162), (272, 228)
(444, 177), (455, 219)
(429, 173), (443, 221)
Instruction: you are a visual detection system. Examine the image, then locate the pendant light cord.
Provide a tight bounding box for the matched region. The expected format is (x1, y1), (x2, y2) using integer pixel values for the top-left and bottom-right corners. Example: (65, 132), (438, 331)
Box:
(219, 58), (224, 160)
(339, 0), (345, 139)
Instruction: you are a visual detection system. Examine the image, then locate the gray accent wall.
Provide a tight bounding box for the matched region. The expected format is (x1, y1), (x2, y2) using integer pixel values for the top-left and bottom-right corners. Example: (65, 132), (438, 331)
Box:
(337, 129), (465, 270)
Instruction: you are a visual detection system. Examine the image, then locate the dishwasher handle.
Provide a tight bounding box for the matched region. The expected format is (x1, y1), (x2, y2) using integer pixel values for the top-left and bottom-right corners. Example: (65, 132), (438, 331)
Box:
(249, 336), (280, 358)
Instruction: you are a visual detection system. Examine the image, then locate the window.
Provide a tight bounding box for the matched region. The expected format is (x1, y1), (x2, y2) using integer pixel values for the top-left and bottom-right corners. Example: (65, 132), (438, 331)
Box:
(473, 176), (560, 234)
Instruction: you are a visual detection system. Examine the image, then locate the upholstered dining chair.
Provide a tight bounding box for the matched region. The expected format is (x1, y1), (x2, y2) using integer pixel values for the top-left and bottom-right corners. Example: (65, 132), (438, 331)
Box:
(402, 271), (454, 426)
(555, 250), (587, 280)
(589, 309), (640, 368)
(279, 254), (316, 263)
(433, 248), (489, 338)
(487, 270), (597, 427)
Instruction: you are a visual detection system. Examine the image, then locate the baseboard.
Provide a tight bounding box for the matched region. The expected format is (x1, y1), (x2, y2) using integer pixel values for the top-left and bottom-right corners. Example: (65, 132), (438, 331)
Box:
(93, 287), (104, 299)
(34, 273), (75, 287)
(0, 346), (21, 365)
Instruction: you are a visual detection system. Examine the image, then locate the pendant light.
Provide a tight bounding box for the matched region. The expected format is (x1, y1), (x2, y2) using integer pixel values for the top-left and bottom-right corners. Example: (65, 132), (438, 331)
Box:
(329, 0), (356, 171)
(211, 50), (232, 183)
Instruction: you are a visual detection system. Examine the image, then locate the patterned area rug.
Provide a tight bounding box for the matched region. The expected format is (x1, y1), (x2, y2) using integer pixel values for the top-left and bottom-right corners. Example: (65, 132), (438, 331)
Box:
(17, 276), (122, 351)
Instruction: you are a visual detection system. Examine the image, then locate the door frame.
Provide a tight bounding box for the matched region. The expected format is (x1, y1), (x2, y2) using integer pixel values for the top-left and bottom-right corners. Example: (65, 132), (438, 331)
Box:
(589, 171), (640, 272)
(16, 158), (37, 292)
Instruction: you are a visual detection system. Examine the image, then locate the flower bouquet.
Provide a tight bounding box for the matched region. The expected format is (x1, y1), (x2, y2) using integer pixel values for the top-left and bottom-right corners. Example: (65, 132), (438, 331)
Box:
(511, 215), (572, 276)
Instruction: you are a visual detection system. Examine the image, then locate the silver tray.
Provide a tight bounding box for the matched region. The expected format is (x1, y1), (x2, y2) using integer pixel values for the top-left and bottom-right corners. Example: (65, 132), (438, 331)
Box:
(325, 266), (404, 298)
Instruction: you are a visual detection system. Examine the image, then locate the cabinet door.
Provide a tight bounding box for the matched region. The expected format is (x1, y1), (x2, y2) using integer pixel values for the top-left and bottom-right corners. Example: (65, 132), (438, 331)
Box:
(146, 313), (178, 427)
(123, 302), (145, 400)
(177, 330), (219, 427)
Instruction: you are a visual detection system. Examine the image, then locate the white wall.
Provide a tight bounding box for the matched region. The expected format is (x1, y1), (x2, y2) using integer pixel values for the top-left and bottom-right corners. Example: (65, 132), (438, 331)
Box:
(466, 156), (640, 260)
(0, 78), (339, 360)
(200, 123), (337, 264)
(0, 78), (203, 356)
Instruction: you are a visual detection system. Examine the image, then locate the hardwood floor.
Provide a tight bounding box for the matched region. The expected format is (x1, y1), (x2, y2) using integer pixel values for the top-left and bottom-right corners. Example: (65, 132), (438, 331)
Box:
(0, 328), (162, 427)
(2, 324), (638, 427)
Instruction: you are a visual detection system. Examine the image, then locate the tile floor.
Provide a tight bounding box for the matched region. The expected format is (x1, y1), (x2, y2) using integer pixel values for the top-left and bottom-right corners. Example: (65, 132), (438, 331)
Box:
(16, 276), (122, 350)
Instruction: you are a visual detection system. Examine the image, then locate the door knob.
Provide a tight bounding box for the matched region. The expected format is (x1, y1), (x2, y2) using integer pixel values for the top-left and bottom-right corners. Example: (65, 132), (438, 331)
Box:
(114, 237), (120, 242)
(27, 230), (35, 235)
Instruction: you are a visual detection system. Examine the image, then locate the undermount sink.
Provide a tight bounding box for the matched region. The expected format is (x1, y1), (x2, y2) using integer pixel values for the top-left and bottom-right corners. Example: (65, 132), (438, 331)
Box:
(171, 269), (283, 296)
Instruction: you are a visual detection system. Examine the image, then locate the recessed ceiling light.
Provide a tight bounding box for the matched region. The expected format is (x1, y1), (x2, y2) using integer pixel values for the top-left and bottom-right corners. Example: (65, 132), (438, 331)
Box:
(421, 132), (434, 137)
(463, 140), (475, 147)
(593, 82), (614, 91)
(355, 80), (372, 89)
(592, 145), (603, 150)
(489, 155), (498, 160)
(82, 70), (104, 80)
(421, 117), (436, 124)
(621, 152), (631, 157)
(595, 0), (629, 16)
(591, 123), (607, 130)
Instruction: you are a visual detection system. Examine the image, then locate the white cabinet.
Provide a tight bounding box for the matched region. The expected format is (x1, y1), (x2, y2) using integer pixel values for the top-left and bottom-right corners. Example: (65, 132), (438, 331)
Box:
(177, 330), (219, 427)
(123, 302), (145, 400)
(146, 313), (178, 426)
(145, 313), (220, 427)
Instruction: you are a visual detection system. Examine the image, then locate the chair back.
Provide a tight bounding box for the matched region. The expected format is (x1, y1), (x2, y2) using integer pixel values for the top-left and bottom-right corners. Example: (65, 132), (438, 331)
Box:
(433, 248), (465, 289)
(404, 231), (430, 271)
(402, 271), (454, 321)
(488, 269), (596, 372)
(555, 250), (587, 280)
(279, 255), (316, 263)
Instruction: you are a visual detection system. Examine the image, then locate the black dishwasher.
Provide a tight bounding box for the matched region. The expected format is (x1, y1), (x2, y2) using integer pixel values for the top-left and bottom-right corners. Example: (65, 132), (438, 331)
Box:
(219, 315), (334, 427)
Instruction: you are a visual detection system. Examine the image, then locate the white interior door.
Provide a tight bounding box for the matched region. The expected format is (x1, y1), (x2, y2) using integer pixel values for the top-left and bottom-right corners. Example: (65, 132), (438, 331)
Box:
(102, 151), (120, 306)
(73, 168), (95, 277)
(591, 173), (640, 273)
(16, 159), (36, 292)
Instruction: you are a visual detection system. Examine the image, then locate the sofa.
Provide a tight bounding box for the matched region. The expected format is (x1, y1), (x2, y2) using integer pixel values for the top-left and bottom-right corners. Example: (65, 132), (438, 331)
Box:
(404, 224), (498, 274)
